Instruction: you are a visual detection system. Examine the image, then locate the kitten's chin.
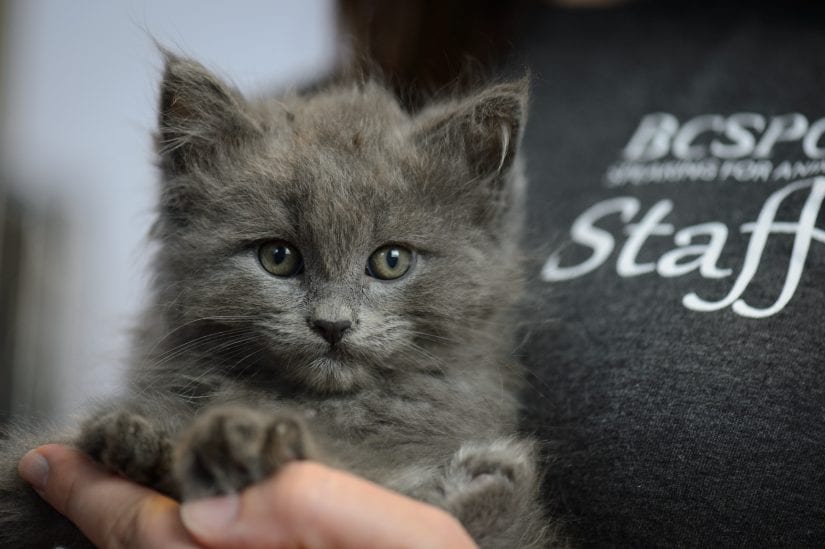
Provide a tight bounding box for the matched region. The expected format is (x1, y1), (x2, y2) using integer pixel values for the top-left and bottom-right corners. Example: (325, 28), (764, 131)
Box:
(298, 355), (371, 394)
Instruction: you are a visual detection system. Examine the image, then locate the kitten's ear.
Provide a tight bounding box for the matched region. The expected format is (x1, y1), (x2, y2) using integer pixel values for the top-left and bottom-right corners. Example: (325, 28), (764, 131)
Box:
(156, 52), (260, 176)
(414, 78), (529, 182)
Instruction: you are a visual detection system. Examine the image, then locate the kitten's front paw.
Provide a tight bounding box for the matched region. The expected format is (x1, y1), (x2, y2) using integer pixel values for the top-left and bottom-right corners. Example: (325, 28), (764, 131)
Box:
(174, 406), (309, 500)
(77, 411), (172, 487)
(442, 439), (539, 539)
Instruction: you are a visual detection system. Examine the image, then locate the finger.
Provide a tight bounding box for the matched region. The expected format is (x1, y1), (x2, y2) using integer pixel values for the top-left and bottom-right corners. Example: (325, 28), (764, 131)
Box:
(181, 461), (477, 549)
(18, 444), (196, 549)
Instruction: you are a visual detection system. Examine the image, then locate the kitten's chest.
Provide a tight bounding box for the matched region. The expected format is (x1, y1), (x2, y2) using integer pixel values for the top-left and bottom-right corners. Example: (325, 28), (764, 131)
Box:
(297, 391), (460, 472)
(302, 391), (438, 439)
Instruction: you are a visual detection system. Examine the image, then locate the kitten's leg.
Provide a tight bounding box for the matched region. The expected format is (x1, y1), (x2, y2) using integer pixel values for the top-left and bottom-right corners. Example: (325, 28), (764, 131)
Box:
(437, 438), (551, 548)
(173, 405), (314, 500)
(0, 431), (93, 548)
(0, 400), (187, 547)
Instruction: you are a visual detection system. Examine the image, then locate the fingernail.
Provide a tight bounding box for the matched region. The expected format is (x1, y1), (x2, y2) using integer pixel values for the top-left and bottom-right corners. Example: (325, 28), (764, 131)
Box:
(18, 450), (50, 491)
(180, 495), (239, 539)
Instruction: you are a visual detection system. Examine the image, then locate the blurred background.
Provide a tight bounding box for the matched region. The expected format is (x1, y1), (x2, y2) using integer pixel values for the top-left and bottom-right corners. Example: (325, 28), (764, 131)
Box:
(0, 0), (337, 425)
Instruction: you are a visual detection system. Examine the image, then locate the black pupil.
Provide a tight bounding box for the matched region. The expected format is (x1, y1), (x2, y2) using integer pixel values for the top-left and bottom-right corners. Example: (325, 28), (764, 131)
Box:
(386, 248), (400, 269)
(273, 246), (288, 264)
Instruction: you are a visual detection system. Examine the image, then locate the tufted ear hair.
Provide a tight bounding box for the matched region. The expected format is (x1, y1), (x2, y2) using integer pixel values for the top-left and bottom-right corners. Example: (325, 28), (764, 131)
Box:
(156, 51), (261, 177)
(413, 77), (529, 183)
(411, 78), (529, 232)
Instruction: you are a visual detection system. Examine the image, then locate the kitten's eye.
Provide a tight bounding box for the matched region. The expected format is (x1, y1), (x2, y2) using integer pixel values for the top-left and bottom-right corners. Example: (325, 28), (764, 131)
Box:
(366, 245), (413, 280)
(258, 240), (304, 277)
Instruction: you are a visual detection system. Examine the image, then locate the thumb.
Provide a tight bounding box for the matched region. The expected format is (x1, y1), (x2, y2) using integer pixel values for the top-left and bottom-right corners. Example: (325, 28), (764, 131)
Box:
(180, 461), (476, 549)
(18, 444), (194, 548)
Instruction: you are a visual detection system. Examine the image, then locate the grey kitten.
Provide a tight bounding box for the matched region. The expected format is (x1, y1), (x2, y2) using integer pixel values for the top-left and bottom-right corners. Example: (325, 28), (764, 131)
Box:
(0, 53), (553, 548)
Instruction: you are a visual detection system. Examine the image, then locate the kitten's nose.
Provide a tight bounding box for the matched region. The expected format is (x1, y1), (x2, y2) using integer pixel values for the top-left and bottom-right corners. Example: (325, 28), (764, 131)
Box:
(311, 319), (352, 345)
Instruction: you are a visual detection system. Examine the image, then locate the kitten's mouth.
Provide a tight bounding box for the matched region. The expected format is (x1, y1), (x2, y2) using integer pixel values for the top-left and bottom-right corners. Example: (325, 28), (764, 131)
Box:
(323, 345), (349, 361)
(302, 347), (369, 394)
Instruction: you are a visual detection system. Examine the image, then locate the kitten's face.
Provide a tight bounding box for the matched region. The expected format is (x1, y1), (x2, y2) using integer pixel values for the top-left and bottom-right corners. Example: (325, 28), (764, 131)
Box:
(153, 56), (527, 393)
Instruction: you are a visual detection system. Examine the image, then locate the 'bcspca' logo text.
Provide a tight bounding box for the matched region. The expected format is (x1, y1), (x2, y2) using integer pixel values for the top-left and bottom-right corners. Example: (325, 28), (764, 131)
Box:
(606, 113), (825, 186)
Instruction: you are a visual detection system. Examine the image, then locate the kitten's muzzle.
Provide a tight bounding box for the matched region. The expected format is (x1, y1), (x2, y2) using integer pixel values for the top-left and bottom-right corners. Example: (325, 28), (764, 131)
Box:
(310, 318), (352, 345)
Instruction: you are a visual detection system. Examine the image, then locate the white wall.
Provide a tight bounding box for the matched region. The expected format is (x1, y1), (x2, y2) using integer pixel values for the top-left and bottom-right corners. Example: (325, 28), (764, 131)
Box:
(1, 0), (336, 420)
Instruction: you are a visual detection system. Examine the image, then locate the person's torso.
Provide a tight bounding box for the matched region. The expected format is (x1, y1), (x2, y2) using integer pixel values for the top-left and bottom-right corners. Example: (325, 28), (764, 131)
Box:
(517, 2), (825, 545)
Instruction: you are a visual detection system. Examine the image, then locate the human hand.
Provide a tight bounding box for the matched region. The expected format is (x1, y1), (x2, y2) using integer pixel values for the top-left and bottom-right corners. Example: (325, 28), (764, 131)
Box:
(18, 444), (477, 548)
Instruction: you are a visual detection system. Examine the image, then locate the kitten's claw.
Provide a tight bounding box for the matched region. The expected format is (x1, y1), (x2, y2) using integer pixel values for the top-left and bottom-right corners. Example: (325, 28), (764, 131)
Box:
(174, 406), (309, 500)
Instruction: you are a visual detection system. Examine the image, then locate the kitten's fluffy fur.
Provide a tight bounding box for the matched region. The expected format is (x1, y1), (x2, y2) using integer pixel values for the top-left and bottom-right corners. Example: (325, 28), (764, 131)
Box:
(0, 54), (551, 547)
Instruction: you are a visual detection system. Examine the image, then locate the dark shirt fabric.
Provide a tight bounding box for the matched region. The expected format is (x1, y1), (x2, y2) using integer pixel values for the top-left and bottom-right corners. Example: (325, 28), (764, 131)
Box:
(516, 2), (825, 546)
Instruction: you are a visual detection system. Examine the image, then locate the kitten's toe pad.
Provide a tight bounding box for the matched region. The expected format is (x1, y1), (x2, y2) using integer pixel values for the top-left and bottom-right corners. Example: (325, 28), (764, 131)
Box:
(174, 406), (308, 500)
(77, 411), (171, 485)
(451, 438), (536, 486)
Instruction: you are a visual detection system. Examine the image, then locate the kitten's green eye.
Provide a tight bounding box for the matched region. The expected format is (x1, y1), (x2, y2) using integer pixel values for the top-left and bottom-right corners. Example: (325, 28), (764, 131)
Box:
(366, 245), (413, 280)
(258, 240), (303, 277)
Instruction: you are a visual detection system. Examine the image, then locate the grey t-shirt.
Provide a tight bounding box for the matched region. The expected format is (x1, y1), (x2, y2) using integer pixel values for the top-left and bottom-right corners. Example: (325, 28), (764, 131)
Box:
(517, 1), (825, 545)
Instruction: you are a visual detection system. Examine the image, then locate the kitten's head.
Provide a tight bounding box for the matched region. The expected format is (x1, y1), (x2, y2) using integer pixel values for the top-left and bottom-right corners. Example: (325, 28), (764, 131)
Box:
(151, 54), (528, 393)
